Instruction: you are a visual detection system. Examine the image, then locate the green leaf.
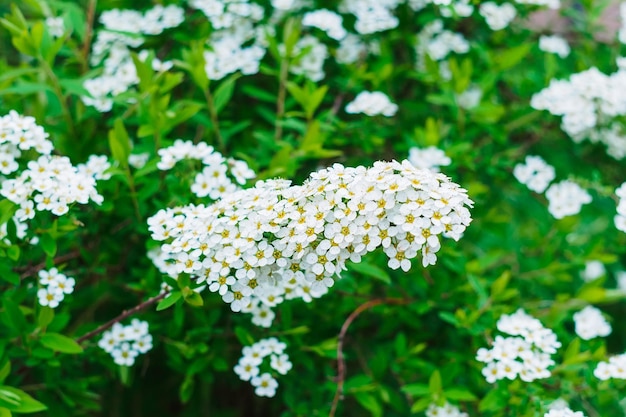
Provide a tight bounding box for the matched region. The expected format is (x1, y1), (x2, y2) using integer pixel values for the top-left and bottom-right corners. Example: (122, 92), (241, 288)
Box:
(39, 333), (83, 354)
(0, 361), (10, 384)
(428, 370), (442, 394)
(108, 119), (132, 168)
(39, 233), (57, 258)
(0, 201), (17, 225)
(354, 392), (382, 417)
(234, 326), (255, 346)
(37, 307), (54, 329)
(0, 386), (46, 413)
(2, 300), (26, 332)
(493, 43), (532, 71)
(213, 74), (240, 114)
(182, 291), (204, 307)
(156, 291), (182, 311)
(444, 388), (477, 401)
(348, 261), (391, 284)
(410, 396), (432, 414)
(401, 383), (430, 396)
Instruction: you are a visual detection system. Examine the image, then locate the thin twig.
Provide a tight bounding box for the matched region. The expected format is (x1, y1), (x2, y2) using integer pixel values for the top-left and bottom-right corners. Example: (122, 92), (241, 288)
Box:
(75, 291), (169, 344)
(18, 250), (82, 280)
(81, 0), (98, 73)
(329, 297), (411, 417)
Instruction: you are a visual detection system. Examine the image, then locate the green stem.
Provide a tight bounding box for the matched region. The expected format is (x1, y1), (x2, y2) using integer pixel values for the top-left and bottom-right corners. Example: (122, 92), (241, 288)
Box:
(39, 57), (77, 139)
(274, 56), (290, 142)
(204, 88), (225, 152)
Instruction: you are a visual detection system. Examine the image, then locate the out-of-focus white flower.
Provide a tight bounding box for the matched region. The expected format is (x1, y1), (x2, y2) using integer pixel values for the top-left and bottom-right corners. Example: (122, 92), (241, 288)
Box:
(539, 35), (570, 58)
(573, 306), (611, 340)
(345, 91), (398, 116)
(408, 146), (451, 172)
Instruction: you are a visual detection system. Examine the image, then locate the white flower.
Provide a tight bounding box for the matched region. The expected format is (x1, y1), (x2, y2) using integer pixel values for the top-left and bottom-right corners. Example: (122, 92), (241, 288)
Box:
(345, 91), (398, 117)
(302, 9), (347, 40)
(251, 373), (278, 397)
(270, 354), (293, 375)
(513, 155), (555, 193)
(408, 146), (451, 172)
(539, 35), (570, 58)
(479, 2), (517, 31)
(37, 288), (64, 308)
(573, 306), (612, 340)
(545, 180), (591, 219)
(234, 357), (260, 381)
(112, 342), (139, 366)
(543, 408), (587, 417)
(581, 260), (605, 282)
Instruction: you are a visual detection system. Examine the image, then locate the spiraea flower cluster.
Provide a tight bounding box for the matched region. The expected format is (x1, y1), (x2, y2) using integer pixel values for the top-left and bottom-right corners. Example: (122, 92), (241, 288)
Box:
(573, 306), (611, 340)
(477, 309), (561, 383)
(37, 268), (75, 309)
(287, 35), (328, 82)
(580, 260), (605, 282)
(539, 35), (570, 58)
(594, 353), (626, 380)
(148, 161), (473, 324)
(408, 0), (474, 18)
(0, 112), (109, 241)
(233, 338), (292, 397)
(415, 20), (469, 74)
(345, 91), (398, 117)
(191, 0), (268, 81)
(513, 155), (556, 193)
(426, 402), (468, 417)
(544, 409), (586, 417)
(545, 180), (592, 220)
(83, 5), (183, 112)
(157, 139), (255, 199)
(513, 155), (591, 219)
(531, 67), (626, 159)
(339, 0), (400, 35)
(479, 2), (517, 31)
(408, 146), (451, 172)
(614, 182), (626, 232)
(302, 9), (347, 40)
(98, 319), (153, 367)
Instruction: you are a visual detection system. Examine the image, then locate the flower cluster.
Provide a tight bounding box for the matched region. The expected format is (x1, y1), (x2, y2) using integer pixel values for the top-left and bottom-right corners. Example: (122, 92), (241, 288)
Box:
(37, 268), (75, 309)
(148, 161), (473, 325)
(408, 146), (451, 172)
(456, 85), (482, 110)
(539, 35), (570, 58)
(0, 110), (53, 172)
(345, 91), (398, 117)
(98, 319), (153, 367)
(426, 402), (468, 417)
(477, 309), (561, 383)
(594, 353), (626, 380)
(1, 155), (107, 217)
(83, 5), (184, 111)
(544, 409), (586, 417)
(415, 20), (469, 73)
(339, 0), (400, 35)
(479, 2), (517, 31)
(573, 306), (611, 340)
(233, 338), (292, 397)
(302, 9), (347, 40)
(545, 180), (592, 220)
(580, 260), (605, 282)
(531, 67), (626, 159)
(156, 139), (255, 199)
(513, 155), (555, 193)
(287, 35), (328, 82)
(615, 182), (626, 232)
(45, 16), (65, 38)
(408, 0), (474, 18)
(513, 156), (591, 219)
(0, 112), (109, 242)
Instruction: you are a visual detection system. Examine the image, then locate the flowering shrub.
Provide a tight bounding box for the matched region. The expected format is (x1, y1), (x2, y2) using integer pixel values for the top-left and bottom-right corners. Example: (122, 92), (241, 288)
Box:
(1, 0), (625, 416)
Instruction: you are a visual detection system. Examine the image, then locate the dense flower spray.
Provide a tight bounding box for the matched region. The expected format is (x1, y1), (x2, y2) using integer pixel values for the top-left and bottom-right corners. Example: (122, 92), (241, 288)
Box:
(233, 337), (292, 397)
(149, 160), (473, 324)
